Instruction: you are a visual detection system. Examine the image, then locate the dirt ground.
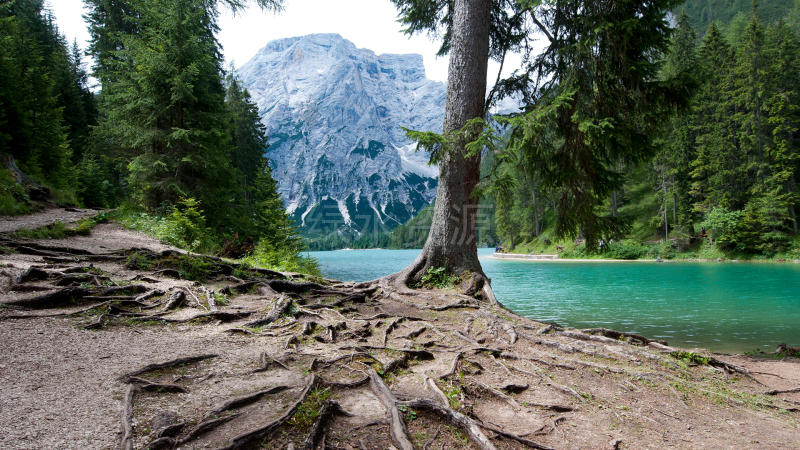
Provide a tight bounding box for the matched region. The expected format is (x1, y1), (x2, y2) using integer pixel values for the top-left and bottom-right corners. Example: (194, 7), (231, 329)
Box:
(1, 211), (798, 449)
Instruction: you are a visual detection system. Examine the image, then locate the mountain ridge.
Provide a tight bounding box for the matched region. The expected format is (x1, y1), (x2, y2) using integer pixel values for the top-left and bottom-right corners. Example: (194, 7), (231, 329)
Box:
(238, 33), (445, 238)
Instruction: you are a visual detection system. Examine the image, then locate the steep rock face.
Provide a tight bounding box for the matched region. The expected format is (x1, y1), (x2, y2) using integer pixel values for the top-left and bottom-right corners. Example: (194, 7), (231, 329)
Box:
(238, 33), (445, 236)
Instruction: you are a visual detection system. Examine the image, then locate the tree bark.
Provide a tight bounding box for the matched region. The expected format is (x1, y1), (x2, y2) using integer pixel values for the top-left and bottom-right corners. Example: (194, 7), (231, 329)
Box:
(385, 0), (492, 296)
(532, 187), (540, 237)
(663, 183), (669, 241)
(789, 177), (798, 235)
(672, 193), (677, 226)
(611, 191), (618, 218)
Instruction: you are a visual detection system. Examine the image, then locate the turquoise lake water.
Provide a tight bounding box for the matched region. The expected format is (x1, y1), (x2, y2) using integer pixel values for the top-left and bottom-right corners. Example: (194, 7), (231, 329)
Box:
(307, 248), (800, 353)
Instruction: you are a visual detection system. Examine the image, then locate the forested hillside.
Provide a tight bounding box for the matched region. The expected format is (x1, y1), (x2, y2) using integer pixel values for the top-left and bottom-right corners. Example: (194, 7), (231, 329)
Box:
(0, 0), (96, 211)
(0, 0), (314, 273)
(495, 9), (800, 259)
(680, 0), (800, 37)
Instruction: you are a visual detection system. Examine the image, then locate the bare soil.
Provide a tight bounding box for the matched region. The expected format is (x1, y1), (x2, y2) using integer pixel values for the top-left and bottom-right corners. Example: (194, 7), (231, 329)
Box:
(1, 211), (798, 449)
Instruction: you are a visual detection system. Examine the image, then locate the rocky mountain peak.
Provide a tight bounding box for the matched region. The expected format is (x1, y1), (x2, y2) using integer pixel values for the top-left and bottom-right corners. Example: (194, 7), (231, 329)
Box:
(238, 34), (445, 237)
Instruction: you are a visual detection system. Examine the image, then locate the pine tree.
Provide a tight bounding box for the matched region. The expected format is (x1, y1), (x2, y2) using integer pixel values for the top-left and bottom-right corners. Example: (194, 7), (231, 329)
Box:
(223, 72), (300, 247)
(506, 0), (686, 248)
(0, 0), (73, 189)
(761, 21), (800, 237)
(660, 10), (700, 236)
(97, 0), (234, 218)
(690, 23), (738, 212)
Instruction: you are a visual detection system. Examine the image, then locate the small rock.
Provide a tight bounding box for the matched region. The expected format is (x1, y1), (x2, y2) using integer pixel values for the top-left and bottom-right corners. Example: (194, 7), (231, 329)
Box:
(150, 411), (179, 433)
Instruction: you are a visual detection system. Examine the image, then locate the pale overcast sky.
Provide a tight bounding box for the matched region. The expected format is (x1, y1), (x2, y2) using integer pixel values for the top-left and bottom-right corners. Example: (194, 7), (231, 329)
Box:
(46, 0), (527, 85)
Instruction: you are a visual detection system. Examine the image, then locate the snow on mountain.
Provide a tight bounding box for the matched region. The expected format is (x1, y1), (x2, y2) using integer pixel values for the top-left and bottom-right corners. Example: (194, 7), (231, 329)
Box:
(238, 33), (445, 236)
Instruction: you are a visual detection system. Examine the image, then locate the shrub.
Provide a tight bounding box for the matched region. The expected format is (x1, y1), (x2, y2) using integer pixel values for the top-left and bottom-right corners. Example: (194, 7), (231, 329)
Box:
(0, 168), (31, 215)
(418, 266), (461, 289)
(115, 199), (215, 253)
(602, 239), (648, 260)
(242, 240), (320, 275)
(701, 207), (745, 251)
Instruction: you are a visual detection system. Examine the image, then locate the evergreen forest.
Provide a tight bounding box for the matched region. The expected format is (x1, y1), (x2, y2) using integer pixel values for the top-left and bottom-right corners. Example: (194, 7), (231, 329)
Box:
(0, 0), (315, 273)
(491, 8), (800, 260)
(2, 0), (799, 262)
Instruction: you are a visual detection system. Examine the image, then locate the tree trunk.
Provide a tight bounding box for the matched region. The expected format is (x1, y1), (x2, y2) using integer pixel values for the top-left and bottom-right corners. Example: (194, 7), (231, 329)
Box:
(672, 193), (677, 226)
(663, 184), (669, 242)
(532, 186), (540, 237)
(385, 0), (492, 298)
(790, 177), (798, 235)
(611, 191), (618, 217)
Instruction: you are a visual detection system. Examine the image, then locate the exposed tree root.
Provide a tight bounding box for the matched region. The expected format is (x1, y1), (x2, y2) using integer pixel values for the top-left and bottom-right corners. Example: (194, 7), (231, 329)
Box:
(765, 387), (800, 395)
(580, 327), (665, 346)
(219, 375), (316, 449)
(162, 290), (185, 311)
(178, 412), (242, 445)
(2, 287), (90, 309)
(776, 343), (800, 357)
(477, 421), (555, 450)
(0, 301), (108, 321)
(467, 378), (522, 409)
(382, 317), (402, 346)
(366, 367), (414, 450)
(267, 279), (339, 295)
(3, 229), (796, 449)
(397, 398), (496, 450)
(424, 375), (451, 406)
(240, 295), (292, 328)
(119, 354), (218, 381)
(126, 376), (187, 393)
(254, 352), (291, 372)
(301, 400), (351, 450)
(209, 385), (291, 416)
(119, 384), (137, 450)
(142, 310), (253, 324)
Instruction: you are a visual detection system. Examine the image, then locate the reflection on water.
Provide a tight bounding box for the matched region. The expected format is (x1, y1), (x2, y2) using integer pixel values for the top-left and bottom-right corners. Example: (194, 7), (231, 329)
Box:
(308, 248), (800, 353)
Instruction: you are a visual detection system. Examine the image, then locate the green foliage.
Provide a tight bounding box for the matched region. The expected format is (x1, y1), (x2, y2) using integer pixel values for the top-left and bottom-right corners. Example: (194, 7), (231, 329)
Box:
(418, 267), (461, 289)
(0, 168), (31, 215)
(12, 221), (69, 239)
(175, 254), (215, 281)
(601, 240), (651, 260)
(165, 198), (215, 253)
(494, 6), (799, 259)
(125, 251), (153, 270)
(678, 0), (797, 37)
(76, 152), (122, 208)
(288, 387), (330, 430)
(115, 200), (214, 253)
(241, 240), (320, 276)
(11, 213), (109, 239)
(212, 292), (229, 306)
(442, 383), (462, 410)
(701, 207), (745, 250)
(0, 0), (94, 200)
(83, 0), (308, 273)
(499, 0), (686, 249)
(670, 350), (712, 366)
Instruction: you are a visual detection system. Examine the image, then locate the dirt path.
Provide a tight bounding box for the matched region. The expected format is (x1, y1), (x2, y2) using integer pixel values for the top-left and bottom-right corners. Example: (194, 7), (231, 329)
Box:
(0, 207), (100, 233)
(1, 211), (798, 449)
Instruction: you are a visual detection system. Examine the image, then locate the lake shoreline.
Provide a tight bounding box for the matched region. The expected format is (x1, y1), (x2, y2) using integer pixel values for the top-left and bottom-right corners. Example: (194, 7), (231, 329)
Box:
(2, 213), (799, 447)
(492, 252), (800, 264)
